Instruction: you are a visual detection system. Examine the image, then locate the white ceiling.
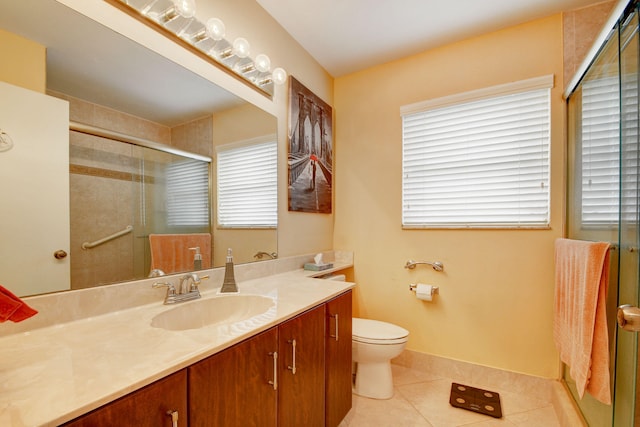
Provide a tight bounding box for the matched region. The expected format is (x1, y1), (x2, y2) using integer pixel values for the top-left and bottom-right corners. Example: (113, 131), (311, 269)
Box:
(0, 0), (611, 125)
(257, 0), (611, 77)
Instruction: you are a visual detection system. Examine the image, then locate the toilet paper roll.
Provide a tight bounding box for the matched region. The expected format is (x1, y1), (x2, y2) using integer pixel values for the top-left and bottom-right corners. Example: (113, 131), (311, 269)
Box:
(415, 283), (434, 301)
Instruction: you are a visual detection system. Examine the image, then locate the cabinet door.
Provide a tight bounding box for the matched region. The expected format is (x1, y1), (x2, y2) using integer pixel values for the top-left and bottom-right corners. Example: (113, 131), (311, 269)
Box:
(63, 370), (187, 427)
(278, 305), (326, 426)
(325, 290), (353, 427)
(235, 327), (278, 427)
(189, 327), (278, 427)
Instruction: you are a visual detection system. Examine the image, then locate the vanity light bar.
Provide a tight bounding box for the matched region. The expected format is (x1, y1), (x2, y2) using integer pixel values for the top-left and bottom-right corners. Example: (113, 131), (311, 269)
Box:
(110, 0), (287, 96)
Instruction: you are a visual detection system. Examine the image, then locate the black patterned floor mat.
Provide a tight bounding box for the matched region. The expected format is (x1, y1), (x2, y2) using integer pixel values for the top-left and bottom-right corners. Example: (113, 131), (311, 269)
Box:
(449, 382), (502, 418)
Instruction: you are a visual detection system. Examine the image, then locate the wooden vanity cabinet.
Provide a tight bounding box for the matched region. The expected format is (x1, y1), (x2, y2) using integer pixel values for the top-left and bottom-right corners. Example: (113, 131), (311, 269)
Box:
(188, 327), (278, 427)
(278, 304), (326, 426)
(325, 290), (353, 427)
(63, 290), (353, 427)
(62, 370), (187, 427)
(189, 305), (327, 427)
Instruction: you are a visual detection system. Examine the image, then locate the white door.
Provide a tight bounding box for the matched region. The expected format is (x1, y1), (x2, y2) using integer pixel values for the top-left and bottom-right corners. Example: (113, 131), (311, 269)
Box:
(0, 81), (70, 296)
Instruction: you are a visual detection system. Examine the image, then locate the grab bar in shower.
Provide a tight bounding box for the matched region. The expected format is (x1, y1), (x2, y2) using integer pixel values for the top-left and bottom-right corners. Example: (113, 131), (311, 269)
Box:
(82, 225), (133, 250)
(404, 260), (444, 272)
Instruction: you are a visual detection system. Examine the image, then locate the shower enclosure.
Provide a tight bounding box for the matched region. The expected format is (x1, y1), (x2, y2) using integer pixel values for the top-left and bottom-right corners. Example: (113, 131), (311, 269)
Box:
(69, 126), (211, 290)
(566, 1), (639, 425)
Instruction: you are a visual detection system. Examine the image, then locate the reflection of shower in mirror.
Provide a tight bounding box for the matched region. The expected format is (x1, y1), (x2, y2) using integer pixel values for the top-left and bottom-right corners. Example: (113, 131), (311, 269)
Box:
(69, 119), (211, 291)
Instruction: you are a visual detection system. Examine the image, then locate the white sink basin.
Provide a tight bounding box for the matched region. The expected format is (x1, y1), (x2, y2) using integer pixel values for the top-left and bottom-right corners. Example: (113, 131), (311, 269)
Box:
(151, 294), (275, 331)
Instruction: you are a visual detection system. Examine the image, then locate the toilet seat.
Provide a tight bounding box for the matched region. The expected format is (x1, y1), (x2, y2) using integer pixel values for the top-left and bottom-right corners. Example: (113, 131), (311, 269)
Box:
(352, 318), (409, 345)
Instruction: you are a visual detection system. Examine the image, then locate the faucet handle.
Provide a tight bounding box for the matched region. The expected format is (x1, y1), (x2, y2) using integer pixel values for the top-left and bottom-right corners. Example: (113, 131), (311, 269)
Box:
(190, 274), (209, 290)
(152, 281), (176, 296)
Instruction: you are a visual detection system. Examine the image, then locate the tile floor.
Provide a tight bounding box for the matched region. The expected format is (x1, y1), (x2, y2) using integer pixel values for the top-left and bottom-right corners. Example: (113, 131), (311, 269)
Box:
(340, 364), (562, 427)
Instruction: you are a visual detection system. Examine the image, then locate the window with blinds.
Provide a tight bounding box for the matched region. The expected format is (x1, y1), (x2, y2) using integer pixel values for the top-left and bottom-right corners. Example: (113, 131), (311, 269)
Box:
(166, 159), (210, 227)
(401, 76), (552, 228)
(217, 136), (277, 228)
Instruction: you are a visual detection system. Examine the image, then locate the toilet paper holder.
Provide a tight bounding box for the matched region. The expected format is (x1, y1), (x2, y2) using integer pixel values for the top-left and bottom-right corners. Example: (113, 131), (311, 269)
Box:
(409, 284), (439, 294)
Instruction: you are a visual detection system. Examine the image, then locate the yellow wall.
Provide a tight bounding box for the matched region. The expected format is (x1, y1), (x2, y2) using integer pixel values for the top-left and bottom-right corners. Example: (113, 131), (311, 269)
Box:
(0, 28), (45, 93)
(334, 15), (565, 378)
(196, 0), (336, 259)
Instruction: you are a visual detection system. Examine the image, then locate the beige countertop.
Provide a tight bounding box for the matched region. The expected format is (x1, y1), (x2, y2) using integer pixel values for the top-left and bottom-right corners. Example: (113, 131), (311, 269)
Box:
(0, 269), (354, 427)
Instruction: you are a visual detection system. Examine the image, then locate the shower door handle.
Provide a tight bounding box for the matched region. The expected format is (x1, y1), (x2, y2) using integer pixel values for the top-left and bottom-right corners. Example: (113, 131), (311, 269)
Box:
(617, 305), (640, 332)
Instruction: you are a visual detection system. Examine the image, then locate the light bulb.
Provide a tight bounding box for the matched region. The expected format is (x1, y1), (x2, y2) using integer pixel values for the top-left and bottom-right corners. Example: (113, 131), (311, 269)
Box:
(205, 17), (225, 41)
(232, 37), (250, 59)
(272, 67), (287, 85)
(173, 0), (196, 18)
(255, 54), (271, 73)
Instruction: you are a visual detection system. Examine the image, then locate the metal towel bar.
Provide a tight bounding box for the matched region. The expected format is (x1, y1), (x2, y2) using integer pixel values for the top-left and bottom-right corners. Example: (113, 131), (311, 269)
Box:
(82, 225), (133, 249)
(404, 260), (444, 272)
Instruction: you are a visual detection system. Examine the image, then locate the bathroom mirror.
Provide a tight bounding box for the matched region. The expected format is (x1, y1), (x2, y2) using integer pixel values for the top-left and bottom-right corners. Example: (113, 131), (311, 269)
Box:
(0, 0), (278, 297)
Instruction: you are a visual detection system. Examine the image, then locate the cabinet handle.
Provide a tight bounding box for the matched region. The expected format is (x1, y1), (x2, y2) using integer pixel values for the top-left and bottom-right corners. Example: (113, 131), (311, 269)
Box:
(268, 351), (278, 390)
(330, 313), (339, 341)
(287, 339), (297, 374)
(166, 410), (179, 427)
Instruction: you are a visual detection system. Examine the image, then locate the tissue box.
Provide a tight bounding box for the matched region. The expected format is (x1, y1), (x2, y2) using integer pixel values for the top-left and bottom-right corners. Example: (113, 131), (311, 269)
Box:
(304, 262), (333, 271)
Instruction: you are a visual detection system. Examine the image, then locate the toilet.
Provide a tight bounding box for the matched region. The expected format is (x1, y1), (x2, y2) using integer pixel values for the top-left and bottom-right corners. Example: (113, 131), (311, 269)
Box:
(352, 317), (409, 399)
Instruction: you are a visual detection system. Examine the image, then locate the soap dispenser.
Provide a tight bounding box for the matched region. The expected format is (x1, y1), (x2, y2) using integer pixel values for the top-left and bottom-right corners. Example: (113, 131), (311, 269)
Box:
(189, 247), (202, 270)
(220, 248), (238, 293)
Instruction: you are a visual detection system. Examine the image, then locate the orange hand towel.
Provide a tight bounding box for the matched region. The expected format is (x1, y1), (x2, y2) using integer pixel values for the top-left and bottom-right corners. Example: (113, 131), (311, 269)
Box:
(553, 238), (611, 405)
(149, 233), (211, 274)
(0, 285), (38, 323)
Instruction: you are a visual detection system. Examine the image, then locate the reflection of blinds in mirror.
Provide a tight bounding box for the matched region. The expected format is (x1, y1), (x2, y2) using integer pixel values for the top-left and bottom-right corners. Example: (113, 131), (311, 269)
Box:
(580, 77), (622, 226)
(166, 159), (210, 227)
(217, 138), (277, 228)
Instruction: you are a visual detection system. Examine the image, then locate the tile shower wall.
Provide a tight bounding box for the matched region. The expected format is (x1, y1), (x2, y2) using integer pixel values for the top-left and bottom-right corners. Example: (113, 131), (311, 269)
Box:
(562, 1), (616, 86)
(69, 132), (141, 288)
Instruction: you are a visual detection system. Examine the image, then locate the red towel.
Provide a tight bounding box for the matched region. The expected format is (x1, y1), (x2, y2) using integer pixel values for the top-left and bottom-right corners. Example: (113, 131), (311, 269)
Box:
(554, 238), (611, 405)
(0, 285), (38, 323)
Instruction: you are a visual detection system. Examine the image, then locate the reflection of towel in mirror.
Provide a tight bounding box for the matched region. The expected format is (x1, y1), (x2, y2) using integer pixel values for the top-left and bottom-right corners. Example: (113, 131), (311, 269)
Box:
(149, 233), (211, 274)
(0, 285), (38, 322)
(553, 238), (611, 405)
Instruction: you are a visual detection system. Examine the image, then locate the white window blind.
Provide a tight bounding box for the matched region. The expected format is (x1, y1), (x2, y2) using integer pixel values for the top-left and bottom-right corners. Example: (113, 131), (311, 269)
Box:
(580, 77), (620, 226)
(217, 136), (277, 228)
(622, 77), (639, 225)
(401, 77), (552, 228)
(166, 159), (210, 227)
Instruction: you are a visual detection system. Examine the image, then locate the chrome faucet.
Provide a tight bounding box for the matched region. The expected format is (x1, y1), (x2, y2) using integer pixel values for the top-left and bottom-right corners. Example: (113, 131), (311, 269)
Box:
(153, 273), (209, 304)
(148, 269), (166, 278)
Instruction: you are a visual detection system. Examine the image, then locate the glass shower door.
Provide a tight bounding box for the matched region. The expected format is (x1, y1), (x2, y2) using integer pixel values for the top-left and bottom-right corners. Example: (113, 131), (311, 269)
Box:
(566, 12), (620, 426)
(614, 6), (640, 427)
